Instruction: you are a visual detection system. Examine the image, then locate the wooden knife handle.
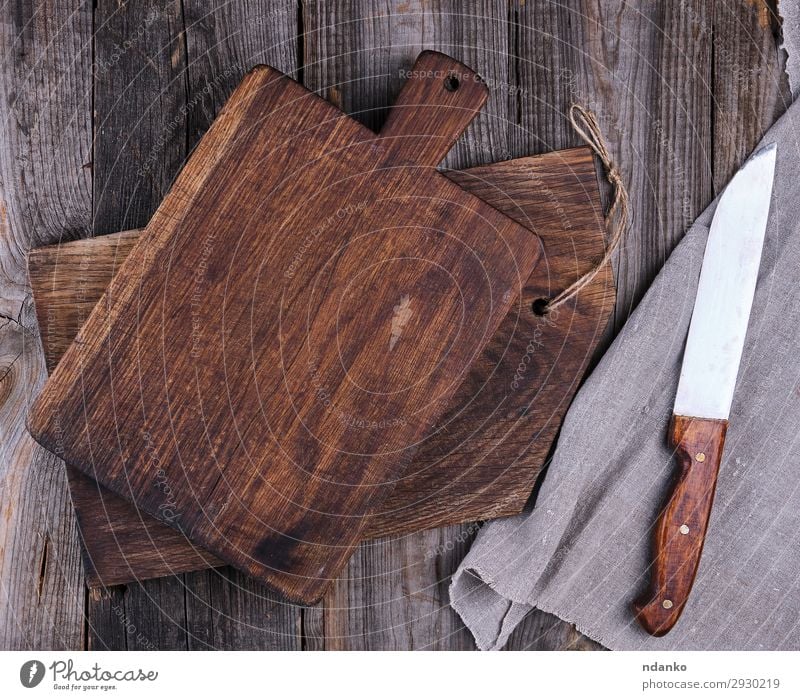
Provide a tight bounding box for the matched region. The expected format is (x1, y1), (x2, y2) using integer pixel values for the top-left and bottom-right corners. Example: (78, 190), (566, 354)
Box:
(633, 414), (728, 636)
(378, 50), (489, 167)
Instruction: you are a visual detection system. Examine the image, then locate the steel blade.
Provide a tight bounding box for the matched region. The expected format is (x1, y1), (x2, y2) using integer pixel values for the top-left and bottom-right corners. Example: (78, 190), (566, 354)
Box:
(673, 142), (777, 420)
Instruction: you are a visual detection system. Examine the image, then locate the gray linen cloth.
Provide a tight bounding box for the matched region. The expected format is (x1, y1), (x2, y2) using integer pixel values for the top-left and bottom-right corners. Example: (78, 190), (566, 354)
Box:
(450, 100), (800, 650)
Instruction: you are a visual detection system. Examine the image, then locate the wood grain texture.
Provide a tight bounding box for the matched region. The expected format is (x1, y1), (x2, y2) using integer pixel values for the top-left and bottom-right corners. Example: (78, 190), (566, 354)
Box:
(88, 0), (207, 654)
(302, 0), (513, 173)
(91, 0), (791, 653)
(183, 0), (300, 148)
(369, 148), (614, 536)
(34, 230), (142, 374)
(0, 0), (89, 650)
(301, 0), (597, 651)
(3, 0), (789, 651)
(314, 0), (781, 651)
(28, 146), (613, 587)
(87, 569), (301, 650)
(178, 0), (304, 650)
(30, 231), (225, 588)
(528, 0), (714, 325)
(711, 0), (790, 190)
(504, 609), (605, 651)
(85, 0), (303, 650)
(182, 567), (302, 650)
(28, 51), (543, 605)
(633, 415), (728, 637)
(93, 0), (188, 236)
(67, 466), (223, 584)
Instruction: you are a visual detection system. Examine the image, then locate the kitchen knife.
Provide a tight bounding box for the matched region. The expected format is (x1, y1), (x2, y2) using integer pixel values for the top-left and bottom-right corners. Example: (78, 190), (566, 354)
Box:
(633, 142), (777, 636)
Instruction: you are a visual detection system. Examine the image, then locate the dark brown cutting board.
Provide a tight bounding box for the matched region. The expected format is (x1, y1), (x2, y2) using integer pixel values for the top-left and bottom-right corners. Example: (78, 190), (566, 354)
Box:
(29, 147), (614, 588)
(27, 52), (544, 604)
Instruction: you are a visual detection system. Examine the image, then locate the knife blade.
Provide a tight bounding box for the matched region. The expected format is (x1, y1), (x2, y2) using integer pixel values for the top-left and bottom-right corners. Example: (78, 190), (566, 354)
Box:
(633, 142), (777, 636)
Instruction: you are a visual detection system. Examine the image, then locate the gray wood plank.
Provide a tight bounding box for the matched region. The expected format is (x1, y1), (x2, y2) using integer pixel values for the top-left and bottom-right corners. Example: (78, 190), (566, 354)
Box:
(184, 568), (301, 650)
(711, 0), (790, 188)
(0, 0), (91, 650)
(93, 0), (188, 234)
(499, 0), (716, 649)
(303, 0), (513, 650)
(504, 609), (604, 651)
(86, 588), (128, 650)
(510, 0), (714, 326)
(183, 0), (299, 146)
(86, 0), (191, 650)
(316, 529), (479, 650)
(304, 0), (513, 170)
(88, 580), (187, 650)
(86, 0), (302, 650)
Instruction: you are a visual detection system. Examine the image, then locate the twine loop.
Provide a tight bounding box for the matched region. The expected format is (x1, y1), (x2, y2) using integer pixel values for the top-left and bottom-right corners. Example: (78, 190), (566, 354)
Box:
(545, 104), (630, 312)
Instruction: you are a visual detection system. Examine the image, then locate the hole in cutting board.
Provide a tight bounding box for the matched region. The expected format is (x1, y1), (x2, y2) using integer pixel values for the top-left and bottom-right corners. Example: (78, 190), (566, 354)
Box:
(531, 298), (550, 316)
(443, 74), (460, 92)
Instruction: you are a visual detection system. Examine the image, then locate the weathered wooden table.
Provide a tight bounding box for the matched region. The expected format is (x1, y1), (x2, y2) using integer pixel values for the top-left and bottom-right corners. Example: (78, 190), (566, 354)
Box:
(0, 0), (788, 650)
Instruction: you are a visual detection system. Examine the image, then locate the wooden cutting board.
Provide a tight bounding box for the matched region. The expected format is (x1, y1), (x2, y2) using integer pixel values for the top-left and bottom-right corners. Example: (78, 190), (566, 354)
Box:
(27, 52), (544, 604)
(29, 147), (614, 588)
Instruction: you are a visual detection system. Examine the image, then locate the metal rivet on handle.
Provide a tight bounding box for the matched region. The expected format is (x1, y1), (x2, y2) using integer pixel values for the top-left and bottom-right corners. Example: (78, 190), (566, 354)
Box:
(662, 599), (673, 610)
(695, 452), (706, 462)
(679, 524), (690, 535)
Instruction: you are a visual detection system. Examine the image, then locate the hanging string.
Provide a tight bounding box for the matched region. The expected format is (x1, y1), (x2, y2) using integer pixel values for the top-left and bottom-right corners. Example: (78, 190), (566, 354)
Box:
(545, 104), (630, 312)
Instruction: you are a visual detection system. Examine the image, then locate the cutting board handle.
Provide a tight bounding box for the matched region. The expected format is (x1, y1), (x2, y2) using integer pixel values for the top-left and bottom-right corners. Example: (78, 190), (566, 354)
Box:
(378, 50), (489, 167)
